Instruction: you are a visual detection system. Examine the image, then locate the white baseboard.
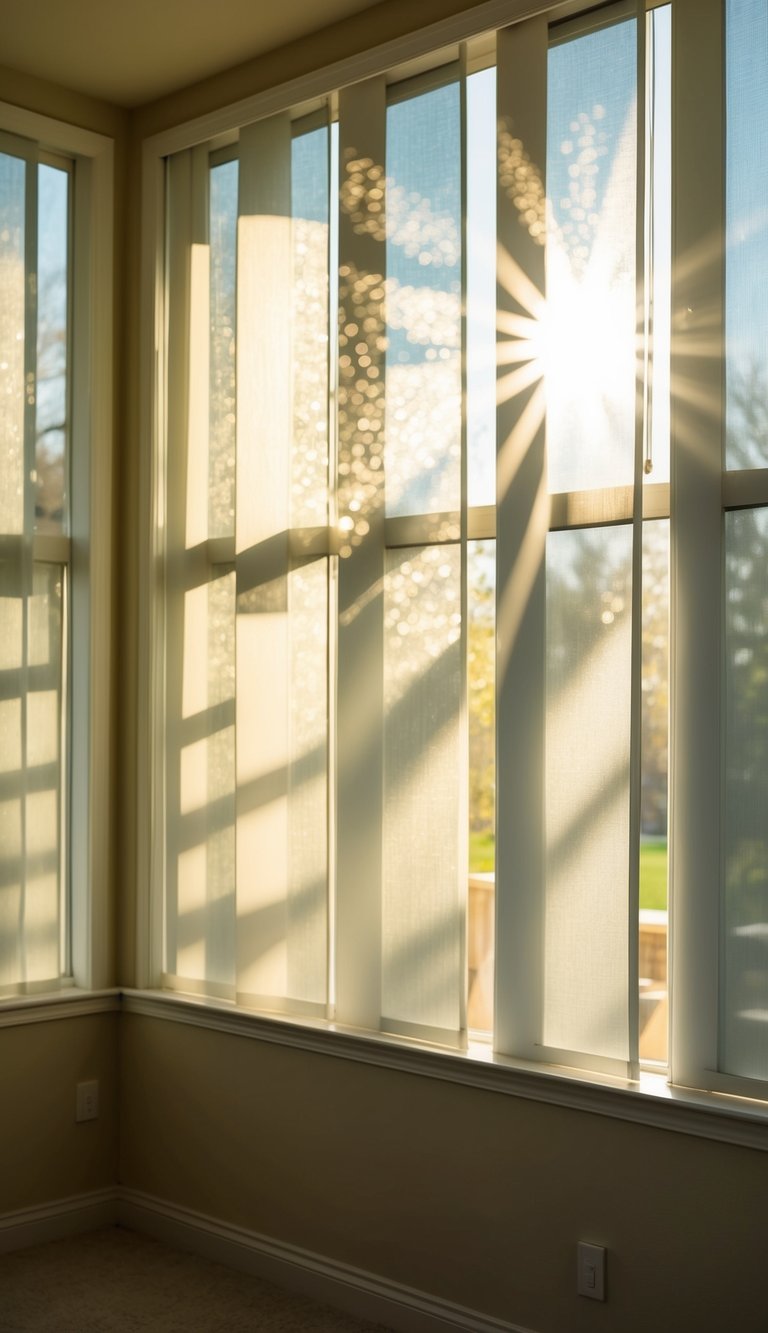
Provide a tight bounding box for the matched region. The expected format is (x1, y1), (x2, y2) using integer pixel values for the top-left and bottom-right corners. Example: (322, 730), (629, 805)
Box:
(0, 1186), (534, 1332)
(0, 1188), (118, 1254)
(118, 1187), (533, 1333)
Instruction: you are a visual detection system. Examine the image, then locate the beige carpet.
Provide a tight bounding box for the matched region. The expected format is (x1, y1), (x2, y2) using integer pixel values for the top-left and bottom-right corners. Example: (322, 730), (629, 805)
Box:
(0, 1226), (394, 1332)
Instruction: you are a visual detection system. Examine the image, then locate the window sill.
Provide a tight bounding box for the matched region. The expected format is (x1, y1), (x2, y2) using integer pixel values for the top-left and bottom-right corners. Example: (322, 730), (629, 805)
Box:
(0, 988), (120, 1027)
(122, 988), (768, 1153)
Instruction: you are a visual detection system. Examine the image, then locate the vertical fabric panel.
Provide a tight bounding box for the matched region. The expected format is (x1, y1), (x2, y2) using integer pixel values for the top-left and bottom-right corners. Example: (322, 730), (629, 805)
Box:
(546, 18), (637, 494)
(165, 150), (236, 994)
(543, 525), (633, 1060)
(723, 507), (768, 1079)
(236, 115), (293, 1003)
(335, 77), (387, 1030)
(236, 114), (329, 1010)
(382, 544), (463, 1040)
(385, 83), (462, 519)
(494, 16), (548, 1059)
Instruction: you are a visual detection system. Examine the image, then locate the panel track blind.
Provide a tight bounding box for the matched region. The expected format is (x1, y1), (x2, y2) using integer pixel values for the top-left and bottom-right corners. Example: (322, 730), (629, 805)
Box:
(495, 4), (645, 1074)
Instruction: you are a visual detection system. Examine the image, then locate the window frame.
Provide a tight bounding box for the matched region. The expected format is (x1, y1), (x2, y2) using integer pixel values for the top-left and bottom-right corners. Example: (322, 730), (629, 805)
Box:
(0, 100), (115, 996)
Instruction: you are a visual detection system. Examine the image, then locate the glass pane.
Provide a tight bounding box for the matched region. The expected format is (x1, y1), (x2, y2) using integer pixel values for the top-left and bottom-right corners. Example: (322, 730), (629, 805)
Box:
(0, 151), (25, 537)
(468, 539), (495, 1033)
(209, 159), (238, 538)
(726, 0), (768, 470)
(291, 125), (329, 531)
(723, 508), (768, 1078)
(36, 164), (69, 534)
(546, 17), (637, 493)
(467, 68), (497, 508)
(639, 518), (669, 1064)
(0, 564), (65, 989)
(544, 525), (633, 1059)
(386, 83), (462, 517)
(645, 6), (671, 486)
(382, 544), (463, 1035)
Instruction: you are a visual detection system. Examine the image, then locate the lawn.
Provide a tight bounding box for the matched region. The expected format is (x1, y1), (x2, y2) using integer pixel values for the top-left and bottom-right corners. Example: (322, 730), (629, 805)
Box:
(639, 838), (668, 911)
(469, 833), (668, 912)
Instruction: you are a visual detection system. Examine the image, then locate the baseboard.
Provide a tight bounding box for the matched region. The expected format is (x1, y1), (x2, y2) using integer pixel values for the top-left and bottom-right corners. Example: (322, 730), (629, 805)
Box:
(0, 1188), (118, 1254)
(118, 1187), (533, 1333)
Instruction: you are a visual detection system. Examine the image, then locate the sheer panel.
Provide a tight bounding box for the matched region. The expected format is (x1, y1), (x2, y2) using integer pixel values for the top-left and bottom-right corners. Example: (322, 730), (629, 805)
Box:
(382, 544), (464, 1040)
(235, 115), (328, 1010)
(723, 507), (768, 1078)
(543, 525), (633, 1060)
(546, 17), (637, 494)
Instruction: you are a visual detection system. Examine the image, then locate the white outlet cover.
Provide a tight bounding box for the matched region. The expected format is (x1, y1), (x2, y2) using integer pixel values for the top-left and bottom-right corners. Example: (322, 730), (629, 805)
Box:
(76, 1079), (99, 1122)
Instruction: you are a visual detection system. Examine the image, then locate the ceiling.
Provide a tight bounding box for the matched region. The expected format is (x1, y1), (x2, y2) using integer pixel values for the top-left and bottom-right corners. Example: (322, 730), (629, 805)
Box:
(1, 0), (384, 108)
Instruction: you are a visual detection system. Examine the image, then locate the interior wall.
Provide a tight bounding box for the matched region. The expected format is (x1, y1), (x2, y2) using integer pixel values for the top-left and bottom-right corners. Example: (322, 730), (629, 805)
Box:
(0, 1013), (118, 1214)
(119, 1013), (768, 1333)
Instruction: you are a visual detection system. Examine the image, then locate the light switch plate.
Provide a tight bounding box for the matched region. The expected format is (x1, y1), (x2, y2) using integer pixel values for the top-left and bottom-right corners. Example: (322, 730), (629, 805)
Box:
(577, 1241), (606, 1301)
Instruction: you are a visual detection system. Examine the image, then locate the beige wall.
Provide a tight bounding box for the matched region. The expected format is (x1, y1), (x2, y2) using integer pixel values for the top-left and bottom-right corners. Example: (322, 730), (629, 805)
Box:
(119, 1014), (768, 1333)
(0, 1014), (118, 1214)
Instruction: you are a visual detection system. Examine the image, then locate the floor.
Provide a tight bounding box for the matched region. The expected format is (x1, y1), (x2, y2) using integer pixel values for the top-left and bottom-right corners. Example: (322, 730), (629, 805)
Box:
(0, 1226), (394, 1332)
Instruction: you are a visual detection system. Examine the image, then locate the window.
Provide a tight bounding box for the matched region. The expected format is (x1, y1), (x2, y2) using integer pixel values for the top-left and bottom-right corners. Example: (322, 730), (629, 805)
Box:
(148, 0), (768, 1110)
(0, 108), (113, 998)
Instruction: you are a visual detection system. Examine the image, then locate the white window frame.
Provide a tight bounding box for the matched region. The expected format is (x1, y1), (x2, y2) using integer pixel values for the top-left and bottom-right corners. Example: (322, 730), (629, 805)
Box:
(0, 101), (115, 998)
(135, 0), (768, 1147)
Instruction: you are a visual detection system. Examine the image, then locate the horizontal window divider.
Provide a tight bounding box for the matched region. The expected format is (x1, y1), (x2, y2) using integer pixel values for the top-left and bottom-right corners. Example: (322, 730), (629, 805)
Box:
(722, 469), (768, 511)
(205, 535), (236, 565)
(384, 512), (463, 548)
(547, 482), (669, 531)
(32, 534), (70, 564)
(122, 989), (768, 1153)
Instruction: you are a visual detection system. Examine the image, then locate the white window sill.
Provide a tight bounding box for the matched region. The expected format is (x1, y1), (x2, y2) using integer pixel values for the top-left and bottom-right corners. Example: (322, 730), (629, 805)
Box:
(121, 988), (768, 1153)
(0, 988), (120, 1027)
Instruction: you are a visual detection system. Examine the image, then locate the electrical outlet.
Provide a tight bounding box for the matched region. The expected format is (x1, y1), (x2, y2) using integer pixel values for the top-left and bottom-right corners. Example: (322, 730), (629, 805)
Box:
(577, 1241), (606, 1301)
(76, 1080), (99, 1122)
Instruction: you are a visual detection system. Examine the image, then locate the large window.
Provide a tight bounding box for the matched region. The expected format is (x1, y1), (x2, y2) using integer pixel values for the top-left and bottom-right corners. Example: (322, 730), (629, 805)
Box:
(151, 0), (768, 1107)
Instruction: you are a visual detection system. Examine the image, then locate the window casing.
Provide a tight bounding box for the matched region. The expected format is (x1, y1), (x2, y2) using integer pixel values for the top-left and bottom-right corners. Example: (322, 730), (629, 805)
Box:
(0, 106), (114, 999)
(147, 0), (768, 1113)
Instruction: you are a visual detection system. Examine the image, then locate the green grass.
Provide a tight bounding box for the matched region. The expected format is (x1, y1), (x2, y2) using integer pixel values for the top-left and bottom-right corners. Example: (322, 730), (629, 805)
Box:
(469, 832), (668, 911)
(469, 830), (495, 873)
(639, 838), (668, 911)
